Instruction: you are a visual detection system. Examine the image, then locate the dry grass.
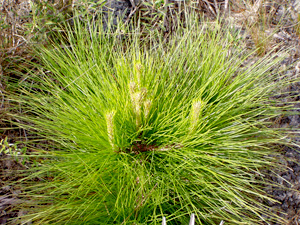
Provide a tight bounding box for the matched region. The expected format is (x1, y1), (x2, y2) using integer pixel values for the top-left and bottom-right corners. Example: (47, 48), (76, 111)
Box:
(0, 0), (31, 69)
(0, 0), (71, 134)
(0, 0), (31, 139)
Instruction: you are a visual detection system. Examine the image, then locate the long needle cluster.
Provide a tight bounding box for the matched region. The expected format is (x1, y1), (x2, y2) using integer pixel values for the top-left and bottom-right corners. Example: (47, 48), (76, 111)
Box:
(11, 15), (298, 225)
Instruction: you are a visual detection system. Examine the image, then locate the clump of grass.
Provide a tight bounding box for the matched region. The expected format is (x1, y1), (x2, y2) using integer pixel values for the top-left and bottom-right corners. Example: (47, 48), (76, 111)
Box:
(249, 24), (270, 56)
(11, 15), (298, 224)
(295, 13), (300, 37)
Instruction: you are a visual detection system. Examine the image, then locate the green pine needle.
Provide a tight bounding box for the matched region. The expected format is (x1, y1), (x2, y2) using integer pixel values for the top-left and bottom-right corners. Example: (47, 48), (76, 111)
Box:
(10, 14), (299, 225)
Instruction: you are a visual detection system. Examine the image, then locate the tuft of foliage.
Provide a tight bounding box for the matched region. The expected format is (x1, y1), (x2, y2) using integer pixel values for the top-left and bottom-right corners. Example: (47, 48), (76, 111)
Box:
(10, 15), (298, 224)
